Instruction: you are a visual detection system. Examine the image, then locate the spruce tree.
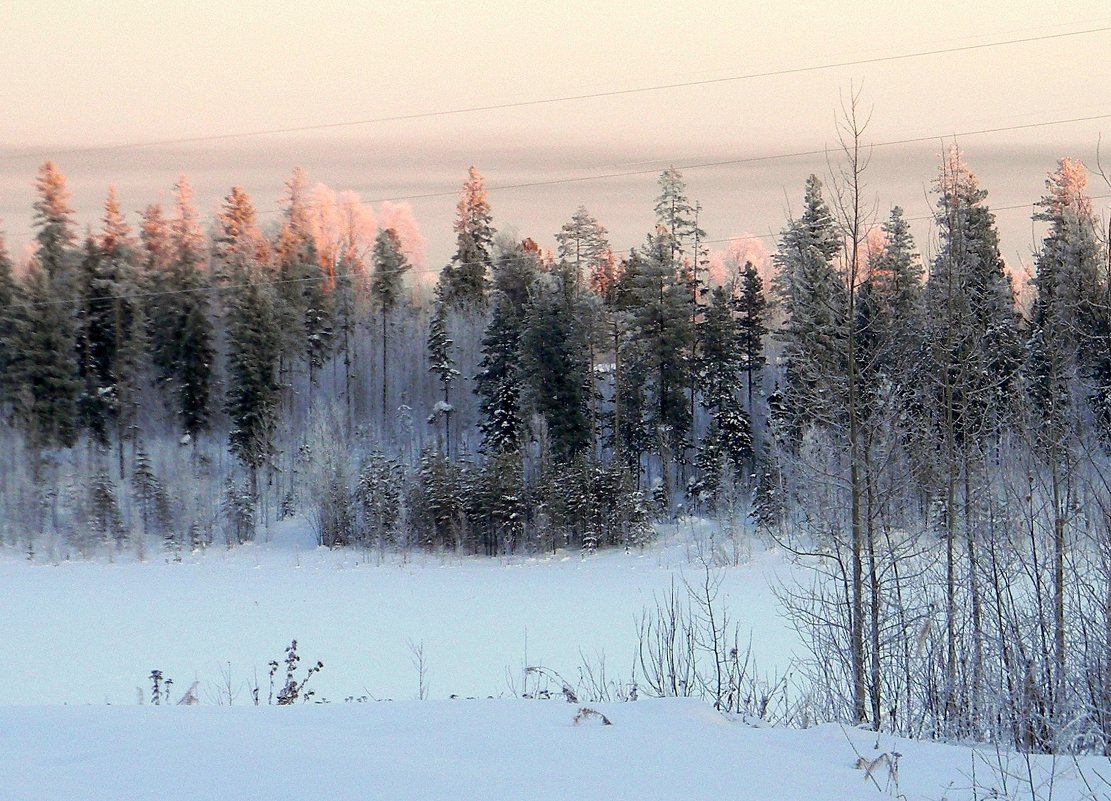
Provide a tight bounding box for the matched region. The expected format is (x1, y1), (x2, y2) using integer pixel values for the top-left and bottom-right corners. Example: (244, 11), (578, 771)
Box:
(426, 290), (459, 452)
(218, 188), (280, 491)
(734, 261), (768, 410)
(75, 189), (142, 468)
(475, 292), (524, 454)
(617, 235), (694, 496)
(32, 161), (77, 285)
(10, 263), (80, 450)
(12, 165), (82, 451)
(520, 273), (592, 460)
(698, 285), (754, 470)
(0, 235), (19, 420)
(773, 174), (847, 437)
(142, 179), (215, 440)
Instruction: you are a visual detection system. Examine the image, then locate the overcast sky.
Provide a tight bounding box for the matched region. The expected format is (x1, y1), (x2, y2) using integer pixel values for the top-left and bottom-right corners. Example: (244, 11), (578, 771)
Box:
(1, 1), (1110, 272)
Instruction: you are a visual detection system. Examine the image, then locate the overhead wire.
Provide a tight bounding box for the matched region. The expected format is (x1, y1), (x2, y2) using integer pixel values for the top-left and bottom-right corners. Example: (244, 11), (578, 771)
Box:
(3, 23), (1109, 161)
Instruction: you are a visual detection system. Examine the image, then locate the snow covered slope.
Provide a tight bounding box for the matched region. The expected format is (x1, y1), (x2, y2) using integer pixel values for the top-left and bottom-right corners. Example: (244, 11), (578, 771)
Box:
(3, 699), (1106, 801)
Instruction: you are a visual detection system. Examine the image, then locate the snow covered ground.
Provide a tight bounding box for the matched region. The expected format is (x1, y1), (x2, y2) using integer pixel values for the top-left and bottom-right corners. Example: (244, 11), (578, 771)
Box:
(3, 700), (1108, 800)
(0, 519), (800, 706)
(3, 521), (1108, 800)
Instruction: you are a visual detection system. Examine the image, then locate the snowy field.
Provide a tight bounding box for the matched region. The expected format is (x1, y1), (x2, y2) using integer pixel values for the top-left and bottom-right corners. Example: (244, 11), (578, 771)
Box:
(3, 522), (1109, 800)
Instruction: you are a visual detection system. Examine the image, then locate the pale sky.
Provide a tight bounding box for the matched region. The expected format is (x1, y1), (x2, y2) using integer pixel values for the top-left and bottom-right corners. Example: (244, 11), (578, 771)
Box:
(2, 1), (1110, 271)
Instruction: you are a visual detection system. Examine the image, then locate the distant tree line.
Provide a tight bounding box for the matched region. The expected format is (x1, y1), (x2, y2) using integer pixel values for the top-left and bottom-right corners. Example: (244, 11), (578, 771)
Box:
(3, 108), (1111, 753)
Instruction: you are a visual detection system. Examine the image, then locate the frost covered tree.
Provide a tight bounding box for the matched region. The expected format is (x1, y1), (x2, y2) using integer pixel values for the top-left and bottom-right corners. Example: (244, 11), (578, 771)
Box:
(75, 189), (143, 473)
(734, 260), (768, 411)
(520, 272), (592, 460)
(773, 174), (846, 437)
(693, 285), (753, 505)
(0, 235), (20, 420)
(275, 167), (332, 393)
(556, 206), (611, 292)
(371, 227), (411, 432)
(427, 290), (459, 453)
(217, 188), (281, 495)
(32, 161), (78, 285)
(441, 166), (494, 308)
(141, 179), (213, 441)
(475, 292), (524, 455)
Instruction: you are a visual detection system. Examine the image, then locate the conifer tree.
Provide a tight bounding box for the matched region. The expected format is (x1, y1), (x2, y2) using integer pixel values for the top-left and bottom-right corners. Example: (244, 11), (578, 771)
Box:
(863, 206), (923, 390)
(617, 235), (694, 497)
(441, 166), (494, 308)
(11, 264), (81, 450)
(427, 290), (459, 452)
(475, 293), (524, 454)
(218, 188), (280, 492)
(145, 178), (214, 440)
(12, 165), (82, 451)
(698, 285), (754, 472)
(734, 261), (768, 410)
(1023, 157), (1104, 705)
(278, 168), (332, 395)
(0, 235), (19, 419)
(556, 206), (611, 292)
(75, 189), (142, 472)
(32, 161), (77, 285)
(773, 175), (847, 436)
(371, 227), (411, 431)
(520, 272), (592, 460)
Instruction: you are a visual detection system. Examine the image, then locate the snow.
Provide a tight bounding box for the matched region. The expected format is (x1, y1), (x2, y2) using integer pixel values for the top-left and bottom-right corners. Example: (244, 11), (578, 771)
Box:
(0, 520), (799, 706)
(3, 521), (1108, 800)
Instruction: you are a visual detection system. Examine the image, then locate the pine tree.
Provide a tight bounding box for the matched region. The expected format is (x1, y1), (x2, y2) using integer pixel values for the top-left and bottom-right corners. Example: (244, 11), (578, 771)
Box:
(441, 166), (494, 308)
(371, 227), (411, 431)
(556, 206), (611, 293)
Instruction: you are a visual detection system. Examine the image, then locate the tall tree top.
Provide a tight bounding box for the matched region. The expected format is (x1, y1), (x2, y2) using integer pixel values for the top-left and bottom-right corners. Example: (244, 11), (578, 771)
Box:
(99, 187), (135, 258)
(1035, 157), (1093, 221)
(213, 186), (268, 278)
(653, 166), (703, 265)
(32, 160), (77, 276)
(166, 176), (205, 272)
(283, 166), (314, 238)
(454, 166), (493, 246)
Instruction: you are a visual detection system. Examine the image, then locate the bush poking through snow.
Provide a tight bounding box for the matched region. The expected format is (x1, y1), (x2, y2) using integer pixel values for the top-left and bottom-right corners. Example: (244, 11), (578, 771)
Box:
(269, 640), (324, 705)
(572, 707), (612, 726)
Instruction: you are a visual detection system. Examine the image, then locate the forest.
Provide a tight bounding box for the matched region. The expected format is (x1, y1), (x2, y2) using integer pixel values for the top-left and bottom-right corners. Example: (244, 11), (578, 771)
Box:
(2, 101), (1111, 754)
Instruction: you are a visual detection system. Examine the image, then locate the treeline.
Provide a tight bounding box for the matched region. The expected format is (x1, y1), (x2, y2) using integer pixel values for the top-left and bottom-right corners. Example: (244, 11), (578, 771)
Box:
(3, 118), (1111, 751)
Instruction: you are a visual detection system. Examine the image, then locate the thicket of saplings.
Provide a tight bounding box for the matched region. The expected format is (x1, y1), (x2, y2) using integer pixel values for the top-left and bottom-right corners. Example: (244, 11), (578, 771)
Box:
(3, 110), (1111, 754)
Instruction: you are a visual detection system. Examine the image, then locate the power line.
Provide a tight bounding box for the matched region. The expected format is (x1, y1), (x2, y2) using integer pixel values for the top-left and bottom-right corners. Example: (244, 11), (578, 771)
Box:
(4, 25), (1110, 161)
(12, 193), (1108, 311)
(246, 111), (1111, 218)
